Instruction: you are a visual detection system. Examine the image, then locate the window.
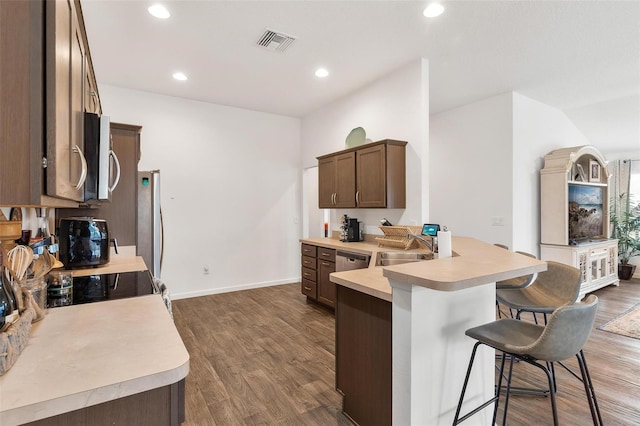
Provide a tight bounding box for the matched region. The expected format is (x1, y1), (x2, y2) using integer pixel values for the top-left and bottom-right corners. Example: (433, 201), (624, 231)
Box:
(630, 160), (640, 215)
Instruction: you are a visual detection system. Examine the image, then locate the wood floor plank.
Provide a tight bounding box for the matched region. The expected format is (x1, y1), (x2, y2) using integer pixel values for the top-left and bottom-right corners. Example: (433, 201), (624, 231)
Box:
(173, 279), (640, 425)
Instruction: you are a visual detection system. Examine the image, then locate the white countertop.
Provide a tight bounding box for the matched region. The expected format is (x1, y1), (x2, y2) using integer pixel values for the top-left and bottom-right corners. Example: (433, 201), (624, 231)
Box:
(0, 294), (189, 425)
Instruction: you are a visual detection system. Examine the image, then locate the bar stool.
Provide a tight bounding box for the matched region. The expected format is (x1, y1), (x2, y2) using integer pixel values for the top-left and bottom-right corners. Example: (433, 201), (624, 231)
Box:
(496, 260), (581, 322)
(494, 250), (538, 319)
(496, 261), (582, 395)
(452, 295), (602, 426)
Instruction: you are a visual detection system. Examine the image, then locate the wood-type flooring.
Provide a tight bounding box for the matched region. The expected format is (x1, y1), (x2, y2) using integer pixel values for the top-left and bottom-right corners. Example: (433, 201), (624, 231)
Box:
(172, 278), (640, 425)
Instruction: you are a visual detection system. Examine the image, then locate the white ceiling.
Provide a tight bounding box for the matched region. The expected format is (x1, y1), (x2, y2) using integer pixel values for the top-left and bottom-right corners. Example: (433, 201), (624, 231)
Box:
(81, 0), (640, 153)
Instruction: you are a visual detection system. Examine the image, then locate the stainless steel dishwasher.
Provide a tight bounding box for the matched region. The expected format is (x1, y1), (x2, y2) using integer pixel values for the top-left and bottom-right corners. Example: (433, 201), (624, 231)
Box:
(336, 250), (370, 271)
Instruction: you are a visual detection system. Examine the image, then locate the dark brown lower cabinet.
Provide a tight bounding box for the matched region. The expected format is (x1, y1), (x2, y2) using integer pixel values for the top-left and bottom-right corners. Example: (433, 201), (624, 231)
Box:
(301, 244), (336, 309)
(317, 257), (336, 308)
(301, 244), (318, 299)
(336, 285), (391, 426)
(25, 380), (185, 426)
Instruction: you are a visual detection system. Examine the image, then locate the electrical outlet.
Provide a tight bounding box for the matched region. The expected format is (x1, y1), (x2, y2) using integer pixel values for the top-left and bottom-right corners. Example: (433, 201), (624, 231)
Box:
(203, 266), (210, 275)
(491, 216), (505, 226)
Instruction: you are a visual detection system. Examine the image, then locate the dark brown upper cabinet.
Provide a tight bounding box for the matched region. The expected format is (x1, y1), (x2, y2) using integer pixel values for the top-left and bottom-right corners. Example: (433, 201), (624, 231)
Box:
(0, 0), (101, 207)
(317, 139), (406, 209)
(318, 152), (357, 208)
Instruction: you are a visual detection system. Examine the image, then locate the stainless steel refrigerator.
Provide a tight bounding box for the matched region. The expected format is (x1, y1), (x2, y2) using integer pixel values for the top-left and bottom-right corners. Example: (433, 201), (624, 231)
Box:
(137, 170), (163, 278)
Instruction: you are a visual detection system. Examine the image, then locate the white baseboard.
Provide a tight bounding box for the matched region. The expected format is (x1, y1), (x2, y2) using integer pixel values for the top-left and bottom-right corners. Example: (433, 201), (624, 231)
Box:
(170, 277), (300, 300)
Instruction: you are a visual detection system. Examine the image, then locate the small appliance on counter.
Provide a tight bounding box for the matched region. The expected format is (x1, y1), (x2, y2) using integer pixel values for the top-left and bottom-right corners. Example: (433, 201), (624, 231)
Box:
(58, 217), (111, 269)
(340, 215), (363, 242)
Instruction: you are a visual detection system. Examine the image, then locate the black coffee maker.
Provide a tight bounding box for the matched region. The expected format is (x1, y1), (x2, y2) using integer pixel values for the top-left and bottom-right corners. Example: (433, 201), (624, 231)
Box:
(340, 215), (361, 242)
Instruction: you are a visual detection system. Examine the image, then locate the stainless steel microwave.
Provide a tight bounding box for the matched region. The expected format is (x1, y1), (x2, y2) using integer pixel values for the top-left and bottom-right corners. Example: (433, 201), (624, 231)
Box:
(84, 113), (120, 202)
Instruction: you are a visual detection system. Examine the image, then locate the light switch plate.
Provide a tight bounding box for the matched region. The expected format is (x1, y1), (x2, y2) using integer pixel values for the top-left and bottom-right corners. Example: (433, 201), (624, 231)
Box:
(491, 216), (505, 226)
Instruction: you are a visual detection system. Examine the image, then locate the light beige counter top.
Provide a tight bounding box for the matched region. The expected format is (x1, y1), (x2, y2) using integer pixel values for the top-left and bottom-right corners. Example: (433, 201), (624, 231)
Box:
(63, 255), (148, 278)
(301, 237), (390, 257)
(331, 267), (394, 301)
(326, 236), (547, 301)
(301, 237), (430, 265)
(0, 295), (189, 425)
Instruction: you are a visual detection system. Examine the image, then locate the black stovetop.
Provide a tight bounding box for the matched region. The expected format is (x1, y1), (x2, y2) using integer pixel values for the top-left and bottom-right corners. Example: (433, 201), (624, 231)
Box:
(49, 270), (158, 307)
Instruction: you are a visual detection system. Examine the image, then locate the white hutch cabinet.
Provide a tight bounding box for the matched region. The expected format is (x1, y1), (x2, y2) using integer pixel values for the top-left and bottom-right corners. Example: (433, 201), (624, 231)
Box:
(540, 145), (619, 296)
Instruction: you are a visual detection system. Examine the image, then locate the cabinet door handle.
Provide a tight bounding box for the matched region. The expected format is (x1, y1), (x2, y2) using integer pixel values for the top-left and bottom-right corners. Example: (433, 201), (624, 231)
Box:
(108, 149), (121, 192)
(73, 144), (88, 190)
(355, 191), (359, 205)
(332, 193), (336, 205)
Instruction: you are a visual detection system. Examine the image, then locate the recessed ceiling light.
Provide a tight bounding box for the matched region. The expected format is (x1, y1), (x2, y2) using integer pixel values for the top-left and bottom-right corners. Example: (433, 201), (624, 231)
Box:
(172, 72), (187, 81)
(148, 4), (170, 19)
(315, 68), (329, 78)
(423, 3), (444, 18)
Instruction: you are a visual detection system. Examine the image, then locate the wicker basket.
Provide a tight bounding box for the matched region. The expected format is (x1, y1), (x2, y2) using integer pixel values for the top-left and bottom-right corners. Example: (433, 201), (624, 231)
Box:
(0, 307), (35, 375)
(375, 225), (423, 250)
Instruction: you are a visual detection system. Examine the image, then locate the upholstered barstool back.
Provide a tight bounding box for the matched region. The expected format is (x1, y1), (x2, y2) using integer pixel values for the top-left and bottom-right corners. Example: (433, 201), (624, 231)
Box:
(502, 294), (597, 361)
(496, 261), (581, 316)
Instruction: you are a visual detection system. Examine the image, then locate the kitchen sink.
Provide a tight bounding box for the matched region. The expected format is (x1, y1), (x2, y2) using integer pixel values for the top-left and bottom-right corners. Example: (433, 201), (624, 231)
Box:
(375, 251), (433, 266)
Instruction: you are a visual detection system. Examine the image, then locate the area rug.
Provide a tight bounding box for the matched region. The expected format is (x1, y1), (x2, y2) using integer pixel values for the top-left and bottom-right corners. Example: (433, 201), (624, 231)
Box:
(598, 303), (640, 340)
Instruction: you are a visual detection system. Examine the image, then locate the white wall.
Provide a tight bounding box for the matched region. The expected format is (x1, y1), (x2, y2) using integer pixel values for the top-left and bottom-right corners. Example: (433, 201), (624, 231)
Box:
(301, 59), (429, 237)
(99, 85), (301, 299)
(512, 93), (590, 254)
(430, 92), (593, 254)
(430, 93), (514, 247)
(301, 167), (322, 238)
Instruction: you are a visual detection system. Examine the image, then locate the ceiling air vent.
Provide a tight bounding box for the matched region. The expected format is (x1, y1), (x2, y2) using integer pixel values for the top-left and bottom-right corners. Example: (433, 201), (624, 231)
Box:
(257, 29), (296, 52)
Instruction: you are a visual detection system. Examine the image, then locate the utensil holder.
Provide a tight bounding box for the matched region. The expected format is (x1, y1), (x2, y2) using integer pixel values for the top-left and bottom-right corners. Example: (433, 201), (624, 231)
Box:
(23, 277), (47, 319)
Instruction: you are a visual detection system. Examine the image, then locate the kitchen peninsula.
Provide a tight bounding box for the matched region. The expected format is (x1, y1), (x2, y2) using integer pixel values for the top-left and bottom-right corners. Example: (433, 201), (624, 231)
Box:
(0, 257), (189, 426)
(328, 237), (546, 425)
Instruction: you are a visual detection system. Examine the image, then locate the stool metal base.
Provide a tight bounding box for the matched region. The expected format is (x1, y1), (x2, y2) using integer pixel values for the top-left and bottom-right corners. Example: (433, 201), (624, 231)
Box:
(453, 345), (603, 426)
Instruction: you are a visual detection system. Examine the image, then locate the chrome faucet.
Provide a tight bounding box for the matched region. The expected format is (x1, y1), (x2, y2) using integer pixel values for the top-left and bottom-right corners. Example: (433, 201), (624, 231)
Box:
(408, 233), (438, 253)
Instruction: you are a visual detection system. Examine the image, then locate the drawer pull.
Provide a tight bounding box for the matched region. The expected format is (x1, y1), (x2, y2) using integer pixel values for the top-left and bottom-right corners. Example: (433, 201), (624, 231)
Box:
(322, 262), (331, 266)
(304, 286), (312, 291)
(321, 253), (330, 257)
